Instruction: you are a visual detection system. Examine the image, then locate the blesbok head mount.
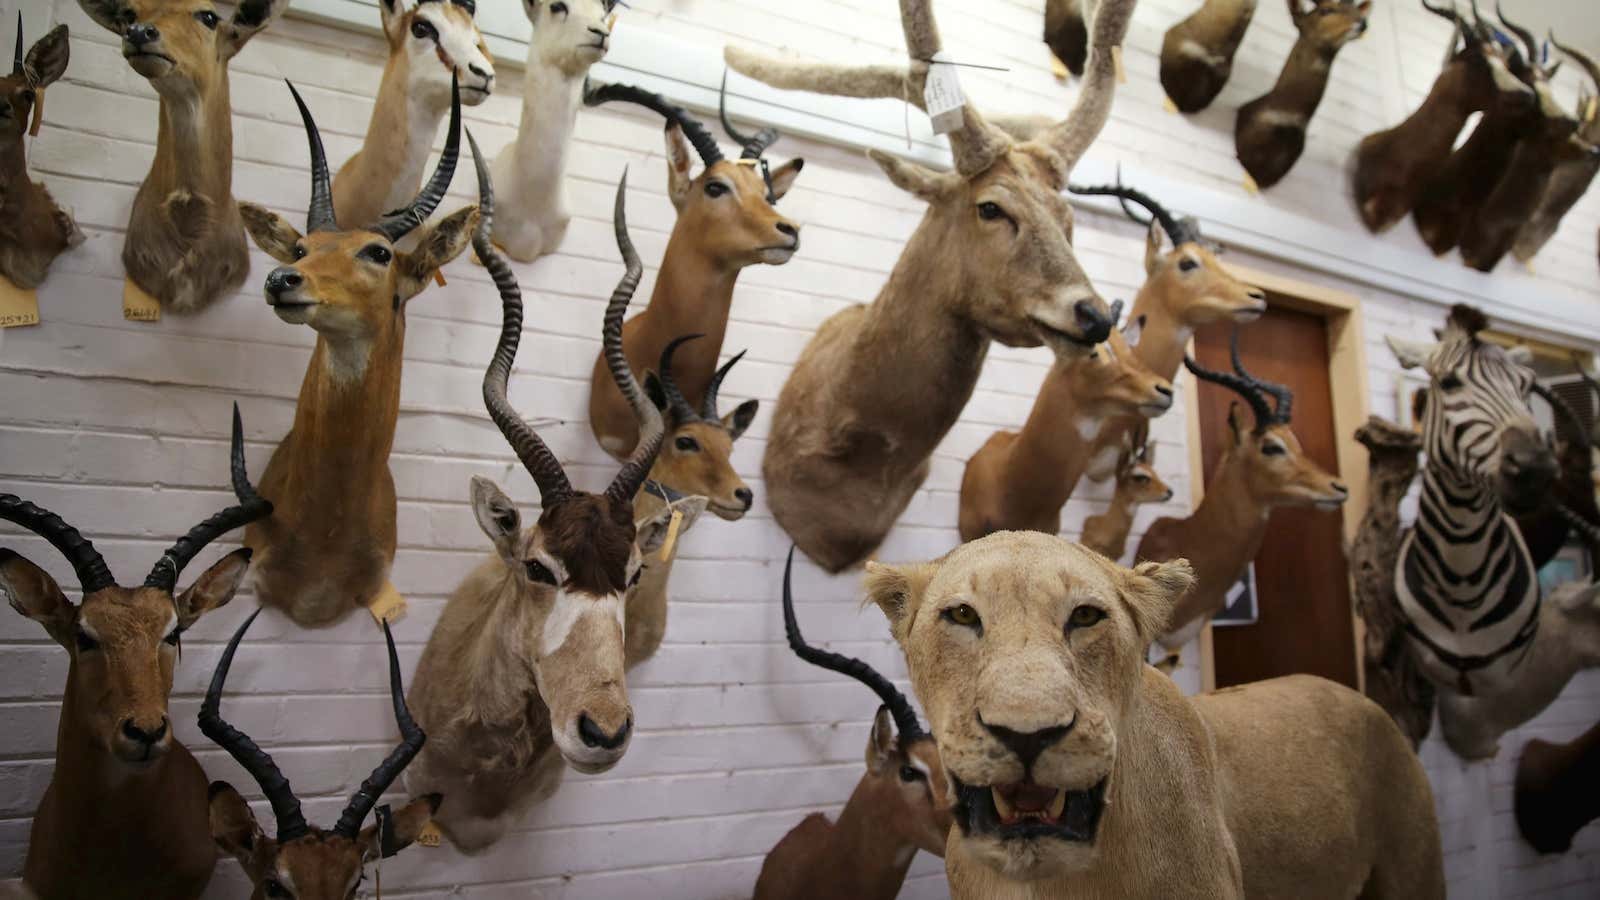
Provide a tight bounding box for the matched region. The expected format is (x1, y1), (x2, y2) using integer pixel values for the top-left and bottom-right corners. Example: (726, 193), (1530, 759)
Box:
(0, 17), (80, 291)
(77, 0), (289, 312)
(205, 611), (439, 900)
(645, 334), (759, 519)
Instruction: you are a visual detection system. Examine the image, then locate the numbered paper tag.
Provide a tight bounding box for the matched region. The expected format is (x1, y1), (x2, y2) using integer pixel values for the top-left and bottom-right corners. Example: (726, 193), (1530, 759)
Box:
(123, 278), (161, 322)
(0, 274), (40, 328)
(416, 820), (443, 849)
(923, 51), (965, 135)
(658, 508), (684, 562)
(367, 580), (408, 626)
(1113, 46), (1126, 84)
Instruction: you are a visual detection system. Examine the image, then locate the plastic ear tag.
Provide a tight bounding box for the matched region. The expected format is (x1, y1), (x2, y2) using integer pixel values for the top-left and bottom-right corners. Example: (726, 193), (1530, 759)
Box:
(1163, 96), (1178, 114)
(1241, 172), (1260, 195)
(0, 273), (40, 328)
(658, 508), (683, 562)
(432, 269), (447, 287)
(29, 90), (43, 137)
(123, 278), (162, 322)
(417, 819), (443, 849)
(367, 580), (408, 626)
(923, 51), (965, 135)
(1113, 46), (1126, 84)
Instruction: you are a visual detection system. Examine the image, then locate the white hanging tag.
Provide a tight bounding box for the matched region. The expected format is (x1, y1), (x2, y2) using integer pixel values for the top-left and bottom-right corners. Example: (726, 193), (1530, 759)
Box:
(922, 51), (965, 135)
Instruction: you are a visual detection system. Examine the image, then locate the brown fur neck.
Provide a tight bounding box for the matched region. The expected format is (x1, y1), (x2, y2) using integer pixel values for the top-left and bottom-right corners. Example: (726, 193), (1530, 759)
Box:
(1002, 367), (1100, 518)
(147, 75), (234, 210)
(1162, 451), (1268, 630)
(1261, 38), (1339, 116)
(645, 231), (741, 406)
(823, 776), (924, 898)
(287, 319), (407, 482)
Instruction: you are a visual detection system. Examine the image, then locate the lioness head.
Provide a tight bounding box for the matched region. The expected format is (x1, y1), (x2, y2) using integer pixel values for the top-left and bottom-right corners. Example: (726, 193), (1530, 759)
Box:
(864, 532), (1194, 881)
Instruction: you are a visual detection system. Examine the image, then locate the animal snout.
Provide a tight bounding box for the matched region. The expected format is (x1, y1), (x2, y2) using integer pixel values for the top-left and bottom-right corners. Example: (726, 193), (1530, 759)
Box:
(734, 487), (754, 510)
(578, 713), (632, 750)
(1154, 385), (1174, 400)
(467, 62), (493, 83)
(1330, 481), (1349, 496)
(980, 713), (1074, 772)
(774, 221), (800, 244)
(1247, 288), (1266, 302)
(120, 716), (168, 746)
(588, 26), (610, 41)
(125, 23), (160, 47)
(264, 267), (303, 300)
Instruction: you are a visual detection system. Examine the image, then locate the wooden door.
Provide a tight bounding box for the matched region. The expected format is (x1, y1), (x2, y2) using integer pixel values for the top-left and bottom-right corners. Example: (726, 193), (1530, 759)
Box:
(1194, 304), (1357, 689)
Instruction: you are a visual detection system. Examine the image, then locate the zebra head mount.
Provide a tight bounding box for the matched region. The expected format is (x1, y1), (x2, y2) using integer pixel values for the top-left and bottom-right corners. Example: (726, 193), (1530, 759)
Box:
(1386, 305), (1556, 514)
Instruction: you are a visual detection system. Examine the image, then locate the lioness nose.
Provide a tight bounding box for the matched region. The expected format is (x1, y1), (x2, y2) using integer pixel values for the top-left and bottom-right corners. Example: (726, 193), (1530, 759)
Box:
(981, 715), (1073, 770)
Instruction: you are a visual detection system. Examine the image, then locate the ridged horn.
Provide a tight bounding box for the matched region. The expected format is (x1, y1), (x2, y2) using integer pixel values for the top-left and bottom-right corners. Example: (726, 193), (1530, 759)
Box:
(702, 349), (747, 421)
(1495, 1), (1540, 67)
(719, 70), (779, 160)
(13, 14), (22, 77)
(1183, 333), (1278, 431)
(584, 81), (725, 168)
(0, 497), (115, 595)
(373, 73), (461, 242)
(1068, 169), (1202, 247)
(332, 620), (426, 837)
(654, 334), (704, 425)
(1229, 334), (1294, 423)
(604, 170), (666, 505)
(286, 81), (337, 233)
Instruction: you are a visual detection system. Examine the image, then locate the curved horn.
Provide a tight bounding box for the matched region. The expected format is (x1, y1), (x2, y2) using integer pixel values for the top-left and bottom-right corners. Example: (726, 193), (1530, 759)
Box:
(470, 131), (573, 507)
(1550, 33), (1600, 92)
(584, 81), (725, 168)
(702, 349), (747, 421)
(1421, 0), (1462, 26)
(655, 334), (704, 425)
(145, 405), (273, 592)
(719, 70), (779, 160)
(286, 81), (337, 233)
(1495, 1), (1540, 67)
(1068, 176), (1199, 246)
(373, 74), (462, 242)
(604, 171), (665, 504)
(0, 497), (115, 595)
(332, 620), (426, 837)
(1184, 351), (1276, 431)
(198, 609), (310, 842)
(13, 14), (22, 76)
(781, 547), (925, 741)
(1228, 333), (1293, 423)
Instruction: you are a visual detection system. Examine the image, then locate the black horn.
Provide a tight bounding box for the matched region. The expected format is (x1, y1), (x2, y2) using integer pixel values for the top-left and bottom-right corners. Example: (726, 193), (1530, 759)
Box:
(286, 81), (337, 233)
(1495, 1), (1540, 67)
(604, 171), (666, 505)
(1229, 334), (1294, 424)
(584, 81), (725, 169)
(655, 334), (704, 425)
(0, 497), (115, 595)
(1068, 170), (1203, 247)
(1184, 333), (1278, 432)
(332, 620), (426, 837)
(702, 348), (747, 421)
(13, 14), (22, 76)
(373, 73), (462, 242)
(718, 70), (780, 160)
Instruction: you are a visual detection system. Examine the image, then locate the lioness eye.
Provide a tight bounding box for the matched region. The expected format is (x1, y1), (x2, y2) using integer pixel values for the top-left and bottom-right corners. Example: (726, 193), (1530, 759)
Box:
(1067, 606), (1106, 630)
(942, 604), (981, 629)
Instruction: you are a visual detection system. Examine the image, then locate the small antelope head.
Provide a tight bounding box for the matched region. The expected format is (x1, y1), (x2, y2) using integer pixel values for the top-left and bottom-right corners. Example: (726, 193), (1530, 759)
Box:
(527, 0), (616, 74)
(205, 612), (437, 900)
(585, 80), (804, 266)
(1, 19), (68, 143)
(78, 0), (286, 90)
(241, 80), (478, 359)
(1116, 424), (1173, 505)
(1185, 331), (1349, 510)
(379, 0), (494, 105)
(1073, 316), (1175, 419)
(782, 549), (953, 856)
(0, 406), (269, 768)
(471, 165), (665, 773)
(643, 335), (759, 520)
(1289, 0), (1372, 51)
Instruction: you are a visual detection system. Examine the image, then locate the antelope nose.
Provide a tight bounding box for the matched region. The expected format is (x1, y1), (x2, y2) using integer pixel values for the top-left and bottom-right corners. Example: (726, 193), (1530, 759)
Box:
(121, 716), (168, 746)
(1247, 288), (1267, 302)
(264, 267), (303, 299)
(468, 62), (492, 81)
(1331, 482), (1349, 496)
(578, 713), (631, 750)
(775, 221), (799, 242)
(980, 714), (1074, 771)
(588, 26), (609, 39)
(734, 487), (754, 510)
(1154, 385), (1174, 400)
(126, 23), (160, 47)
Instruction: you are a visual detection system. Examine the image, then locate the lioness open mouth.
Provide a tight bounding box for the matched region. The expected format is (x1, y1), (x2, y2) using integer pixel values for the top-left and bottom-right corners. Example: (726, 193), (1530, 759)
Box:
(953, 775), (1108, 843)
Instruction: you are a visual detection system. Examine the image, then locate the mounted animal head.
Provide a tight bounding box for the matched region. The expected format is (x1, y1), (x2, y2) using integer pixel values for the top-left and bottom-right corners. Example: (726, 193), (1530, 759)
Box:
(1, 18), (68, 144)
(1185, 330), (1349, 510)
(643, 335), (758, 520)
(863, 532), (1196, 879)
(469, 164), (664, 773)
(205, 612), (438, 900)
(1115, 423), (1173, 504)
(1387, 305), (1555, 513)
(1421, 0), (1535, 108)
(378, 0), (494, 105)
(1288, 0), (1371, 50)
(1070, 316), (1175, 419)
(526, 0), (615, 75)
(0, 406), (269, 768)
(240, 80), (477, 360)
(1493, 2), (1578, 134)
(782, 549), (952, 856)
(584, 80), (803, 266)
(727, 0), (1136, 358)
(77, 0), (287, 92)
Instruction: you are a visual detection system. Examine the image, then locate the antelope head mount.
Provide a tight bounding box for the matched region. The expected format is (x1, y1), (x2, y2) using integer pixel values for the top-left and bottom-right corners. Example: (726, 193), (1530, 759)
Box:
(1082, 423), (1174, 562)
(1159, 0), (1262, 113)
(0, 17), (79, 290)
(529, 0), (616, 74)
(644, 335), (758, 520)
(1514, 36), (1600, 262)
(205, 612), (438, 900)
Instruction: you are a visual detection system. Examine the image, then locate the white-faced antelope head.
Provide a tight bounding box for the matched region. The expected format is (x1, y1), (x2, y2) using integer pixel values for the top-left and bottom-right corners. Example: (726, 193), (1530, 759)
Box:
(468, 163), (665, 773)
(204, 612), (438, 900)
(644, 335), (759, 520)
(384, 0), (493, 103)
(527, 0), (617, 74)
(0, 17), (79, 291)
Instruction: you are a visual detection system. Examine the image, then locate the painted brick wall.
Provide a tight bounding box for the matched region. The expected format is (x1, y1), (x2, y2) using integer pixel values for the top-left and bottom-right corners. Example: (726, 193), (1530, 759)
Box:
(1, 1), (1596, 897)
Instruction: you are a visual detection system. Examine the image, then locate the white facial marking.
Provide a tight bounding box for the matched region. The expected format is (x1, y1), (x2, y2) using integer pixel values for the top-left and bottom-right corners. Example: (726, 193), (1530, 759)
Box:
(541, 590), (623, 657)
(1256, 109), (1308, 131)
(79, 617), (101, 641)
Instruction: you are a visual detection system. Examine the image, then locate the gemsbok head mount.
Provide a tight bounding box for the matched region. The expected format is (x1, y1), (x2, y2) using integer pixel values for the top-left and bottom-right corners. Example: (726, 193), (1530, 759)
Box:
(729, 0), (1131, 572)
(240, 79), (478, 628)
(0, 16), (80, 290)
(0, 406), (270, 898)
(76, 0), (289, 312)
(204, 611), (439, 900)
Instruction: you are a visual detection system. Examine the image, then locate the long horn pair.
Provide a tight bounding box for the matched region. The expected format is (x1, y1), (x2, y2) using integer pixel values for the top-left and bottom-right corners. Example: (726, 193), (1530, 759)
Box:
(331, 619), (426, 837)
(781, 547), (926, 742)
(1532, 377), (1592, 452)
(1549, 33), (1600, 94)
(1229, 334), (1293, 423)
(718, 70), (780, 160)
(1068, 169), (1202, 247)
(0, 497), (115, 595)
(654, 335), (747, 425)
(1183, 331), (1285, 431)
(287, 75), (461, 239)
(145, 405), (273, 592)
(584, 81), (724, 169)
(1495, 1), (1541, 69)
(602, 171), (665, 504)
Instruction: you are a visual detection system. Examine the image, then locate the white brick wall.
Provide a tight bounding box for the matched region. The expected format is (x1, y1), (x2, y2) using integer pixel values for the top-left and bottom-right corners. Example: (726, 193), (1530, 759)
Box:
(1, 1), (1596, 897)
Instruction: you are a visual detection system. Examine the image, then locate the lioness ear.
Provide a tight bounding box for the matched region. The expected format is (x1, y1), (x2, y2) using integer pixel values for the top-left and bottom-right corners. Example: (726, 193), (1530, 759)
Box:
(863, 560), (936, 645)
(1123, 559), (1195, 640)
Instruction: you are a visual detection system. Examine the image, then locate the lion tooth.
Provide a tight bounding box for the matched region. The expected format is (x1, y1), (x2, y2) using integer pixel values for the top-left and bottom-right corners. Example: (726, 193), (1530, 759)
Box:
(1047, 789), (1067, 820)
(991, 787), (1015, 822)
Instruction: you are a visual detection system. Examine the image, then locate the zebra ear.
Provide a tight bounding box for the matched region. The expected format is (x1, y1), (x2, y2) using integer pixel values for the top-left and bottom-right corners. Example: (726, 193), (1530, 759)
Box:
(1385, 336), (1435, 370)
(1506, 345), (1535, 367)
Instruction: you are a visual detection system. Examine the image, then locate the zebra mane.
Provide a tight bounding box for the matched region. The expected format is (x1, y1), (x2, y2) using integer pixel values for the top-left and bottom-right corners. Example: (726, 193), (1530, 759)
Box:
(1447, 304), (1490, 341)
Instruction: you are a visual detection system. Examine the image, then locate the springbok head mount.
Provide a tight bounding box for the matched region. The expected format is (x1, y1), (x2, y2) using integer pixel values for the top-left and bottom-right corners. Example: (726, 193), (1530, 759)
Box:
(2, 17), (68, 142)
(644, 334), (759, 520)
(527, 0), (617, 74)
(782, 548), (953, 856)
(1117, 422), (1173, 504)
(0, 405), (269, 767)
(1185, 330), (1349, 509)
(1386, 304), (1556, 513)
(1289, 0), (1372, 50)
(379, 0), (494, 105)
(240, 79), (478, 353)
(470, 160), (665, 773)
(205, 611), (439, 900)
(77, 0), (287, 88)
(725, 0), (1130, 359)
(584, 79), (803, 263)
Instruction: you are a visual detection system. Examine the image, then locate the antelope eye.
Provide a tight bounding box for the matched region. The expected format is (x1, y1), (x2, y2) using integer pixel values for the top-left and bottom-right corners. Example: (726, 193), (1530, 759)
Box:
(194, 10), (220, 29)
(525, 559), (558, 586)
(20, 89), (35, 104)
(411, 18), (437, 40)
(75, 628), (99, 652)
(358, 244), (393, 265)
(292, 244), (307, 260)
(899, 765), (924, 783)
(674, 436), (700, 452)
(628, 566), (644, 588)
(1438, 373), (1463, 391)
(942, 603), (981, 629)
(1261, 440), (1287, 457)
(263, 880), (290, 899)
(1131, 473), (1151, 484)
(454, 0), (477, 14)
(977, 201), (1005, 221)
(1067, 605), (1106, 630)
(704, 181), (730, 198)
(1177, 256), (1200, 272)
(550, 1), (569, 15)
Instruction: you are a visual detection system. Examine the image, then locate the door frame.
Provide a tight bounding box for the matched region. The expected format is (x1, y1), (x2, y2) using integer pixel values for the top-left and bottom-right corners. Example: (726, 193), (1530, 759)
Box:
(1183, 264), (1372, 693)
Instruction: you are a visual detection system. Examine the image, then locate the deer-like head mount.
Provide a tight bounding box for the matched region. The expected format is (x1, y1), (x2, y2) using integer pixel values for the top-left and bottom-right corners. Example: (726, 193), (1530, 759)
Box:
(527, 0), (616, 74)
(782, 548), (953, 857)
(78, 0), (286, 89)
(240, 79), (478, 357)
(1289, 0), (1372, 50)
(204, 612), (437, 900)
(380, 0), (494, 104)
(2, 17), (68, 142)
(644, 335), (759, 520)
(470, 161), (664, 773)
(1116, 422), (1174, 504)
(0, 406), (269, 768)
(1185, 330), (1348, 509)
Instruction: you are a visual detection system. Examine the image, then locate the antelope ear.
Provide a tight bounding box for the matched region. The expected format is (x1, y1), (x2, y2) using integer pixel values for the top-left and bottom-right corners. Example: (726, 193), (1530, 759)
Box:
(865, 706), (896, 774)
(665, 124), (694, 211)
(470, 476), (521, 561)
(77, 0), (132, 36)
(24, 25), (70, 90)
(239, 203), (303, 265)
(377, 0), (407, 42)
(637, 496), (708, 556)
(0, 549), (75, 646)
(359, 794), (442, 862)
(209, 782), (265, 864)
(863, 560), (937, 645)
(175, 548), (252, 630)
(398, 206), (480, 302)
(1385, 335), (1436, 370)
(866, 149), (956, 203)
(1144, 221), (1166, 275)
(1122, 558), (1195, 641)
(724, 399), (759, 440)
(767, 158), (805, 201)
(1225, 403), (1245, 449)
(220, 0), (290, 60)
